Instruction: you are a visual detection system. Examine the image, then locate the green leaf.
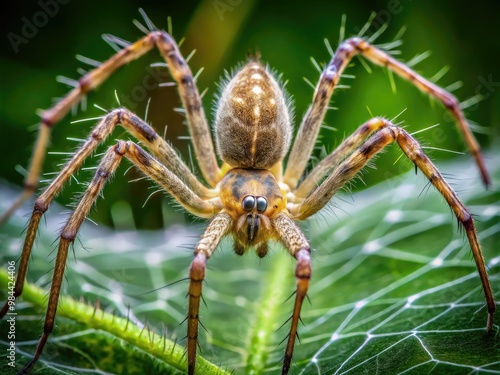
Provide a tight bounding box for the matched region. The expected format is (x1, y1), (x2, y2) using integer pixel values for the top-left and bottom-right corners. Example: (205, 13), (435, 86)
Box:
(1, 151), (499, 374)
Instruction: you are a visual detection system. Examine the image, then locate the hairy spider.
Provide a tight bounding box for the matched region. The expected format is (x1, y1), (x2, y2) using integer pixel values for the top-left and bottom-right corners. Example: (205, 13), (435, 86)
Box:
(0, 12), (495, 375)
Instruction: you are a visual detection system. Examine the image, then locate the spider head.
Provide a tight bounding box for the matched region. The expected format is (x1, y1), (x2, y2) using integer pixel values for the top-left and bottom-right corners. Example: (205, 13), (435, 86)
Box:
(219, 168), (286, 257)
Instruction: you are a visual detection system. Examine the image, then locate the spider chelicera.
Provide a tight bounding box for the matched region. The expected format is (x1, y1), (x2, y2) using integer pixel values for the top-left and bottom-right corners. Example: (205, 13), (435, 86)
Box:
(0, 12), (495, 375)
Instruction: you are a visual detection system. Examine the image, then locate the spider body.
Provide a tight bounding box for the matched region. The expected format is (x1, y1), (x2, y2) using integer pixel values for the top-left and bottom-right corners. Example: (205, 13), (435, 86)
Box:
(215, 60), (292, 256)
(0, 17), (495, 375)
(215, 60), (291, 169)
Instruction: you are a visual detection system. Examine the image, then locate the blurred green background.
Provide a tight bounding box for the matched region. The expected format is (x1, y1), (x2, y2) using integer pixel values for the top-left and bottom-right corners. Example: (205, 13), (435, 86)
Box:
(1, 0), (499, 229)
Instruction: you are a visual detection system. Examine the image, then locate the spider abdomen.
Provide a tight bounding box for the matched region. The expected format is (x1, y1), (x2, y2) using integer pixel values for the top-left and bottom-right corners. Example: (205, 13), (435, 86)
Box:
(215, 60), (292, 169)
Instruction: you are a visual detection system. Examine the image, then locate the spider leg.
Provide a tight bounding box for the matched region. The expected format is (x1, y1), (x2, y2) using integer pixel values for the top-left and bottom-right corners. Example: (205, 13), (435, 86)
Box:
(155, 32), (220, 186)
(0, 108), (216, 320)
(16, 142), (125, 374)
(273, 212), (311, 375)
(293, 117), (389, 200)
(1, 29), (220, 225)
(289, 121), (495, 331)
(11, 139), (220, 374)
(187, 212), (232, 375)
(284, 37), (489, 190)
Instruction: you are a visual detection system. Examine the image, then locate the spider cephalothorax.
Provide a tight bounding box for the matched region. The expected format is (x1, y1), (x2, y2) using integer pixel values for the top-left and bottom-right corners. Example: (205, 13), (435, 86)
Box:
(0, 13), (495, 375)
(220, 167), (287, 256)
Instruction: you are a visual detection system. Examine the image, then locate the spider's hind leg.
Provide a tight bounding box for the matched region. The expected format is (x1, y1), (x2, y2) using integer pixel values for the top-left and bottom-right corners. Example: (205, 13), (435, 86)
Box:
(290, 120), (495, 331)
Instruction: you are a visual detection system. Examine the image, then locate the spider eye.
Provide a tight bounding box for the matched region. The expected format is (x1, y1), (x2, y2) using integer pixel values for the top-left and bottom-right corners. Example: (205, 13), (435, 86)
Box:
(256, 197), (267, 212)
(242, 196), (255, 211)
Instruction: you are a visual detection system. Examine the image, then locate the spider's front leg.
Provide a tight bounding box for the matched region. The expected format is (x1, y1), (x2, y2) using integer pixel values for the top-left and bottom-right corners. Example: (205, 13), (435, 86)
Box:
(186, 213), (308, 375)
(14, 140), (218, 374)
(289, 118), (495, 331)
(187, 212), (232, 375)
(0, 108), (213, 321)
(17, 142), (126, 374)
(273, 213), (312, 375)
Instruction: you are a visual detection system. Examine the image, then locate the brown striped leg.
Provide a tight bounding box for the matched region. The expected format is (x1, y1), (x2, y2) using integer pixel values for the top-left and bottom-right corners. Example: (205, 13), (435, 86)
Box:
(0, 109), (216, 322)
(0, 32), (156, 226)
(290, 122), (495, 331)
(154, 32), (220, 186)
(187, 212), (232, 374)
(1, 29), (220, 225)
(293, 117), (389, 199)
(122, 141), (218, 218)
(14, 139), (220, 373)
(273, 213), (312, 375)
(284, 37), (489, 189)
(17, 141), (125, 374)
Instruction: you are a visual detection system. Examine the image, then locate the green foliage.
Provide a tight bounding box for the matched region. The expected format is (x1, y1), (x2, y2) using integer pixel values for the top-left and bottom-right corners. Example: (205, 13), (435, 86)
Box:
(1, 152), (498, 374)
(1, 1), (499, 228)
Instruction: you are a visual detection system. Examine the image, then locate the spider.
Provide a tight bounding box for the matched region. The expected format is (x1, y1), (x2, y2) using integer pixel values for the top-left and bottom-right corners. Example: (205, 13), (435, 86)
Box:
(0, 12), (495, 375)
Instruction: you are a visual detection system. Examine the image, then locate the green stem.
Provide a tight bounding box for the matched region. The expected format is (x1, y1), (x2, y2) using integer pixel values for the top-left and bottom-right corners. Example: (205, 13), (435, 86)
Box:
(245, 250), (291, 374)
(0, 269), (228, 375)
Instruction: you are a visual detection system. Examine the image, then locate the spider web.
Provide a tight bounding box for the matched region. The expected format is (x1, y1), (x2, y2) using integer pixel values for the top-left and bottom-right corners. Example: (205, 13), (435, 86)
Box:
(0, 151), (498, 374)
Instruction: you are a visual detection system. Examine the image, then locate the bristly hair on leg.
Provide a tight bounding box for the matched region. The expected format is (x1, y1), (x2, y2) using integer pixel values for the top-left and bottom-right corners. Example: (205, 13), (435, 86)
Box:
(338, 13), (347, 46)
(76, 54), (102, 68)
(367, 22), (389, 44)
(144, 96), (152, 121)
(167, 16), (173, 36)
(133, 8), (158, 35)
(310, 56), (323, 75)
(139, 8), (158, 32)
(357, 11), (377, 38)
(324, 37), (335, 57)
(406, 50), (432, 68)
(102, 33), (132, 52)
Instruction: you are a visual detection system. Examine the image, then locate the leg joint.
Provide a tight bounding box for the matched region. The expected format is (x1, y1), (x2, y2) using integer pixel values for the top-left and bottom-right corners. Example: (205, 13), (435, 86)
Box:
(78, 75), (93, 94)
(24, 181), (38, 192)
(90, 108), (123, 141)
(443, 94), (460, 110)
(345, 36), (368, 51)
(60, 227), (77, 242)
(114, 140), (129, 156)
(41, 114), (55, 128)
(295, 248), (311, 279)
(34, 197), (49, 214)
(189, 253), (207, 282)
